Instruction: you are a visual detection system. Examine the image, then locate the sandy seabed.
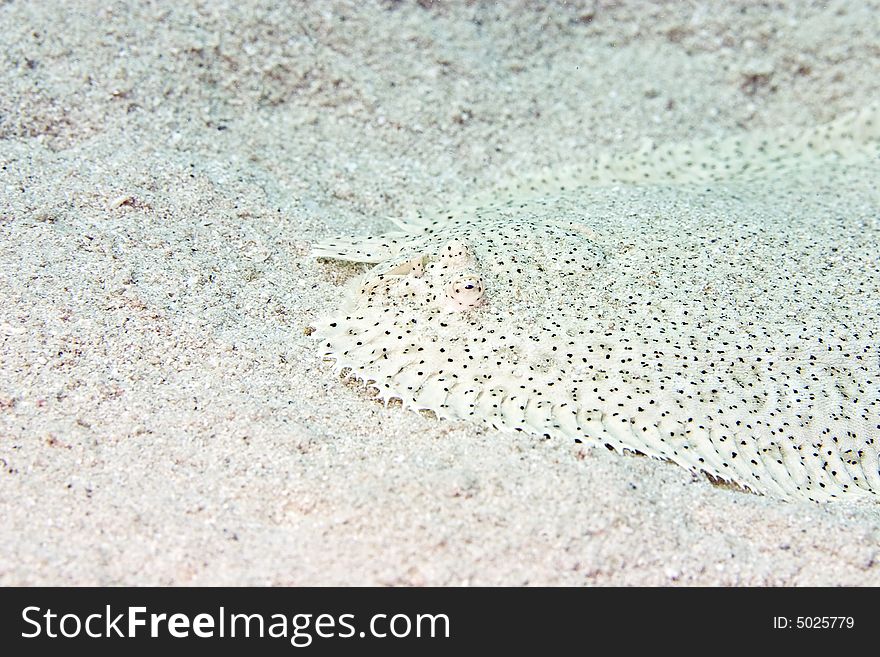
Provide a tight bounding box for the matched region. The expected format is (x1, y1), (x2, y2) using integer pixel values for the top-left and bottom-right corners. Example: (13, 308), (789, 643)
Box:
(2, 0), (880, 585)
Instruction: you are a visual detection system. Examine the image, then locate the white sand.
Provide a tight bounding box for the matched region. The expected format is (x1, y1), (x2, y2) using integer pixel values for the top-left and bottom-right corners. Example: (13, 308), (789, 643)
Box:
(2, 0), (879, 585)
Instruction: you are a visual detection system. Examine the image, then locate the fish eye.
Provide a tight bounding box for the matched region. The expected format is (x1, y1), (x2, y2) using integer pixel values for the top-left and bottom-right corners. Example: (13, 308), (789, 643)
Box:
(443, 274), (485, 311)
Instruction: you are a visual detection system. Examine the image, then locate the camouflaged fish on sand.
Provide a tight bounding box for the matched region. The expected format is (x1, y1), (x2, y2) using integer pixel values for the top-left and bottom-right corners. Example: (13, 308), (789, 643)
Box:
(312, 107), (880, 503)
